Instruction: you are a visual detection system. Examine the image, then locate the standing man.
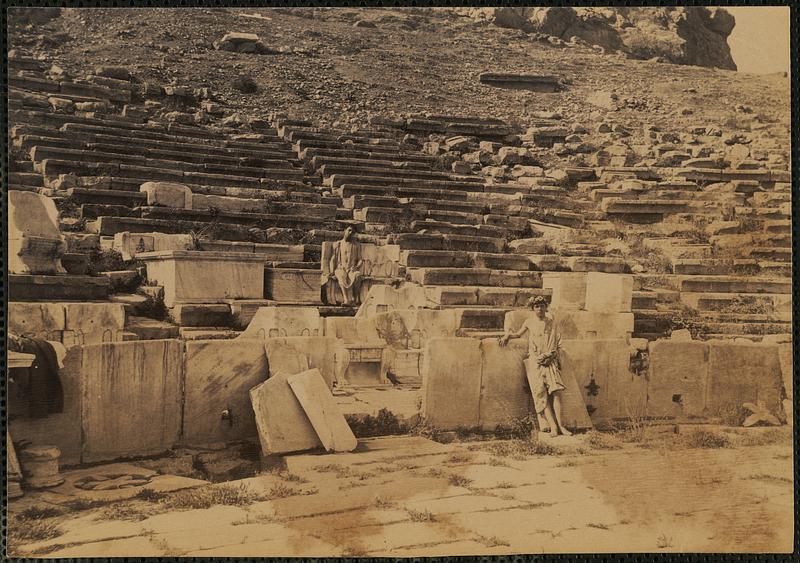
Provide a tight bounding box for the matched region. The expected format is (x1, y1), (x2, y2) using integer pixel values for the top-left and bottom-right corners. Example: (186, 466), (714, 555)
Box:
(499, 296), (572, 436)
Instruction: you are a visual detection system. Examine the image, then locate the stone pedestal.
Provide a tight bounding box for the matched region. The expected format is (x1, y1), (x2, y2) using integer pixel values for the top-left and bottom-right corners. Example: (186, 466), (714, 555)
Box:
(542, 272), (587, 310)
(113, 231), (194, 260)
(139, 181), (193, 208)
(240, 307), (323, 338)
(139, 251), (266, 307)
(8, 191), (66, 274)
(19, 445), (64, 489)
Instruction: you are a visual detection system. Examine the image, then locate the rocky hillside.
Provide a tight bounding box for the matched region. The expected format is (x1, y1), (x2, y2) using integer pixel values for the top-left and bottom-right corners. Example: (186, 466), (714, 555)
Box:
(7, 7), (789, 134)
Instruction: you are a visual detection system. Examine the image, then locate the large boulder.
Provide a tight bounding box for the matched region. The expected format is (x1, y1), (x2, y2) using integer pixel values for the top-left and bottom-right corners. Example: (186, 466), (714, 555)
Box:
(466, 7), (736, 70)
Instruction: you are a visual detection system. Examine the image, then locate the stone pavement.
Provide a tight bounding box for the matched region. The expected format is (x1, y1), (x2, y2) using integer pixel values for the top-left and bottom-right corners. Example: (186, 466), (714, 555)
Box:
(9, 428), (793, 557)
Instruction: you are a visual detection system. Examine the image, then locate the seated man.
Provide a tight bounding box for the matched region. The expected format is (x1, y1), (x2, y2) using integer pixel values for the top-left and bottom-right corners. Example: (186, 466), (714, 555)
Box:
(321, 226), (363, 306)
(500, 296), (572, 436)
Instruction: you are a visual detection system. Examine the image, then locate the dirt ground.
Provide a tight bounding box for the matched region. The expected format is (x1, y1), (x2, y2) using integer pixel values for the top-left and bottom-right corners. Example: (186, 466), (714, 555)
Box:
(8, 425), (794, 557)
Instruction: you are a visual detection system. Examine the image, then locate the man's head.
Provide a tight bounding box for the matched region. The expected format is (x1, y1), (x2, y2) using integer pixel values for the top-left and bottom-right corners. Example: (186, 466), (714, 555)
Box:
(528, 296), (548, 318)
(343, 226), (354, 241)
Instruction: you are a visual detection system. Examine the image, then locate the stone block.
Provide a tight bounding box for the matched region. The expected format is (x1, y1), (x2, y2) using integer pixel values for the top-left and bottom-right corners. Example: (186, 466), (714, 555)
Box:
(706, 342), (785, 420)
(8, 191), (66, 274)
(81, 340), (183, 462)
(560, 339), (644, 426)
(250, 372), (322, 455)
(422, 338), (482, 429)
(777, 342), (792, 401)
(646, 340), (708, 419)
(542, 272), (587, 310)
(113, 231), (194, 261)
(8, 302), (65, 339)
(240, 307), (323, 338)
(583, 272), (633, 313)
(478, 339), (530, 431)
(264, 268), (322, 303)
(264, 337), (347, 389)
(8, 346), (83, 466)
(360, 244), (401, 278)
(139, 181), (193, 209)
(182, 339), (268, 446)
(287, 369), (358, 452)
(356, 284), (428, 318)
(171, 303), (232, 327)
(63, 302), (126, 332)
(140, 250), (266, 307)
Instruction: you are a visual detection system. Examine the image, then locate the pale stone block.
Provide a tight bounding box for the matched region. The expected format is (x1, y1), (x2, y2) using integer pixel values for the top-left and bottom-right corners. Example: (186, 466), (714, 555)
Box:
(542, 272), (587, 310)
(478, 339), (530, 431)
(81, 340), (183, 462)
(324, 316), (381, 344)
(139, 250), (266, 307)
(287, 369), (357, 452)
(360, 244), (401, 278)
(8, 191), (66, 274)
(422, 338), (482, 429)
(61, 329), (125, 347)
(583, 272), (633, 313)
(240, 307), (323, 338)
(8, 302), (66, 337)
(139, 181), (193, 209)
(63, 302), (125, 332)
(8, 346), (82, 465)
(263, 337), (347, 388)
(647, 340), (708, 419)
(706, 342), (784, 420)
(250, 372), (322, 455)
(561, 339), (644, 426)
(183, 339), (268, 446)
(113, 231), (194, 260)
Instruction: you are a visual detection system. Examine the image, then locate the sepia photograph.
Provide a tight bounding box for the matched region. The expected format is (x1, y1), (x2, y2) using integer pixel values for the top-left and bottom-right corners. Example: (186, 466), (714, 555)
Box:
(4, 4), (794, 557)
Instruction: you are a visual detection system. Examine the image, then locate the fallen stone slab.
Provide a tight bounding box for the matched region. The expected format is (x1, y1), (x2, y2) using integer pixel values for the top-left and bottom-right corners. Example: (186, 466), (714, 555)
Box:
(288, 368), (358, 452)
(479, 72), (561, 92)
(250, 372), (322, 455)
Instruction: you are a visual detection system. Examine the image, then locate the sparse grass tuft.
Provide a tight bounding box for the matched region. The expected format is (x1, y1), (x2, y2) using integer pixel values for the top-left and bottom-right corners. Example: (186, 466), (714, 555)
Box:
(744, 473), (791, 484)
(587, 522), (611, 530)
(161, 483), (265, 510)
(478, 439), (561, 460)
(406, 508), (436, 522)
(446, 452), (474, 464)
(555, 459), (578, 468)
(133, 488), (168, 502)
(656, 533), (674, 549)
(477, 534), (510, 547)
(7, 518), (64, 545)
(18, 505), (65, 520)
(265, 483), (303, 499)
(231, 512), (277, 526)
(374, 496), (396, 509)
(495, 481), (514, 489)
(731, 428), (787, 447)
(585, 431), (623, 450)
(681, 429), (730, 449)
(488, 456), (510, 467)
(448, 474), (474, 487)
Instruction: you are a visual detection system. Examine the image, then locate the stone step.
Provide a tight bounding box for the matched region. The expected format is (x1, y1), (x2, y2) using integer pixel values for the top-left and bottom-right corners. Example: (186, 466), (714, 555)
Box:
(762, 220), (792, 234)
(391, 232), (505, 253)
(8, 171), (43, 187)
(299, 146), (437, 165)
(401, 197), (487, 214)
(328, 174), (485, 192)
(410, 219), (507, 239)
(9, 274), (110, 301)
(126, 316), (180, 340)
(423, 285), (549, 307)
(53, 124), (295, 158)
(88, 215), (339, 240)
(632, 291), (659, 309)
(34, 150), (303, 181)
(339, 184), (469, 201)
(400, 250), (471, 268)
(39, 159), (303, 187)
(139, 205), (337, 225)
(566, 256), (628, 273)
(679, 291), (792, 313)
(63, 187), (147, 207)
(678, 275), (792, 294)
(309, 155), (433, 172)
(675, 168), (784, 185)
(320, 164), (459, 182)
(455, 328), (505, 339)
(295, 138), (408, 155)
(409, 267), (542, 287)
(672, 259), (761, 276)
(14, 128), (295, 162)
